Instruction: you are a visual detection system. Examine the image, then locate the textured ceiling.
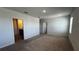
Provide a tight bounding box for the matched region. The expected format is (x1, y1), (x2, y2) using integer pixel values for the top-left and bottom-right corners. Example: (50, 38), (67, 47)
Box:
(5, 7), (72, 19)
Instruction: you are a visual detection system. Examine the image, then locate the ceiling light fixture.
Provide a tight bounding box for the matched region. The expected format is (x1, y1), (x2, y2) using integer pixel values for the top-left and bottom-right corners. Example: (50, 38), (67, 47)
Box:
(42, 10), (46, 13)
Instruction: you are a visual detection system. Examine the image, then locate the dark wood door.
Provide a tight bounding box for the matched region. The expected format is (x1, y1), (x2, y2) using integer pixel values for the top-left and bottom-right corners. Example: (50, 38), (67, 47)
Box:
(13, 18), (20, 42)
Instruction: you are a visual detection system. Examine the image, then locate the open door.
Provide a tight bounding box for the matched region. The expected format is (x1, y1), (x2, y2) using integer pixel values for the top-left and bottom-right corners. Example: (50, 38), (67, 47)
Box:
(13, 18), (24, 43)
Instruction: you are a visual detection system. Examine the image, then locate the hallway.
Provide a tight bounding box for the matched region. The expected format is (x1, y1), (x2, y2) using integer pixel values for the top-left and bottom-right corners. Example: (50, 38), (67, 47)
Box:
(0, 35), (73, 51)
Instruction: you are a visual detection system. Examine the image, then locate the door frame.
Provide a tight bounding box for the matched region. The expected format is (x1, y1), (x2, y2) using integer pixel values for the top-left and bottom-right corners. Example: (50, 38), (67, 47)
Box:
(13, 18), (24, 43)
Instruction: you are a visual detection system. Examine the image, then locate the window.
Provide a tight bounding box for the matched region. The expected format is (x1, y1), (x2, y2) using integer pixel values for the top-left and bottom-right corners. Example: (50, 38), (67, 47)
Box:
(69, 17), (73, 34)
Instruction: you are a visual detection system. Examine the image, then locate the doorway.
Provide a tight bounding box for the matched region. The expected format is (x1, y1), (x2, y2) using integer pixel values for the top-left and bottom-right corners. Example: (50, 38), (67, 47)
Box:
(13, 18), (24, 43)
(42, 22), (47, 34)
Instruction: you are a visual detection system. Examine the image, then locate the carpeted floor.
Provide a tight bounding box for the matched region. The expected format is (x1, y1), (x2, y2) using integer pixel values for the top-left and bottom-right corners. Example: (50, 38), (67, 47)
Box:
(0, 35), (73, 51)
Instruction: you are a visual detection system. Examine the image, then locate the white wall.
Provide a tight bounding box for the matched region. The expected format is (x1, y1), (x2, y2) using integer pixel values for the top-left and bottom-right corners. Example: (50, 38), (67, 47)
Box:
(24, 16), (40, 39)
(0, 8), (40, 48)
(43, 16), (70, 36)
(69, 8), (79, 50)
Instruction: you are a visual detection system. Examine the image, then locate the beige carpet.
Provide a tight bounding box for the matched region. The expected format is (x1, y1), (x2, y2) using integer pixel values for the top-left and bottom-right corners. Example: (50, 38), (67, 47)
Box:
(22, 35), (73, 51)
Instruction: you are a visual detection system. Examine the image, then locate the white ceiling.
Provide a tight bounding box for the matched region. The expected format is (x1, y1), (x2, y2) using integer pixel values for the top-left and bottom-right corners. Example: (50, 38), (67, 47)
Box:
(5, 7), (72, 19)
